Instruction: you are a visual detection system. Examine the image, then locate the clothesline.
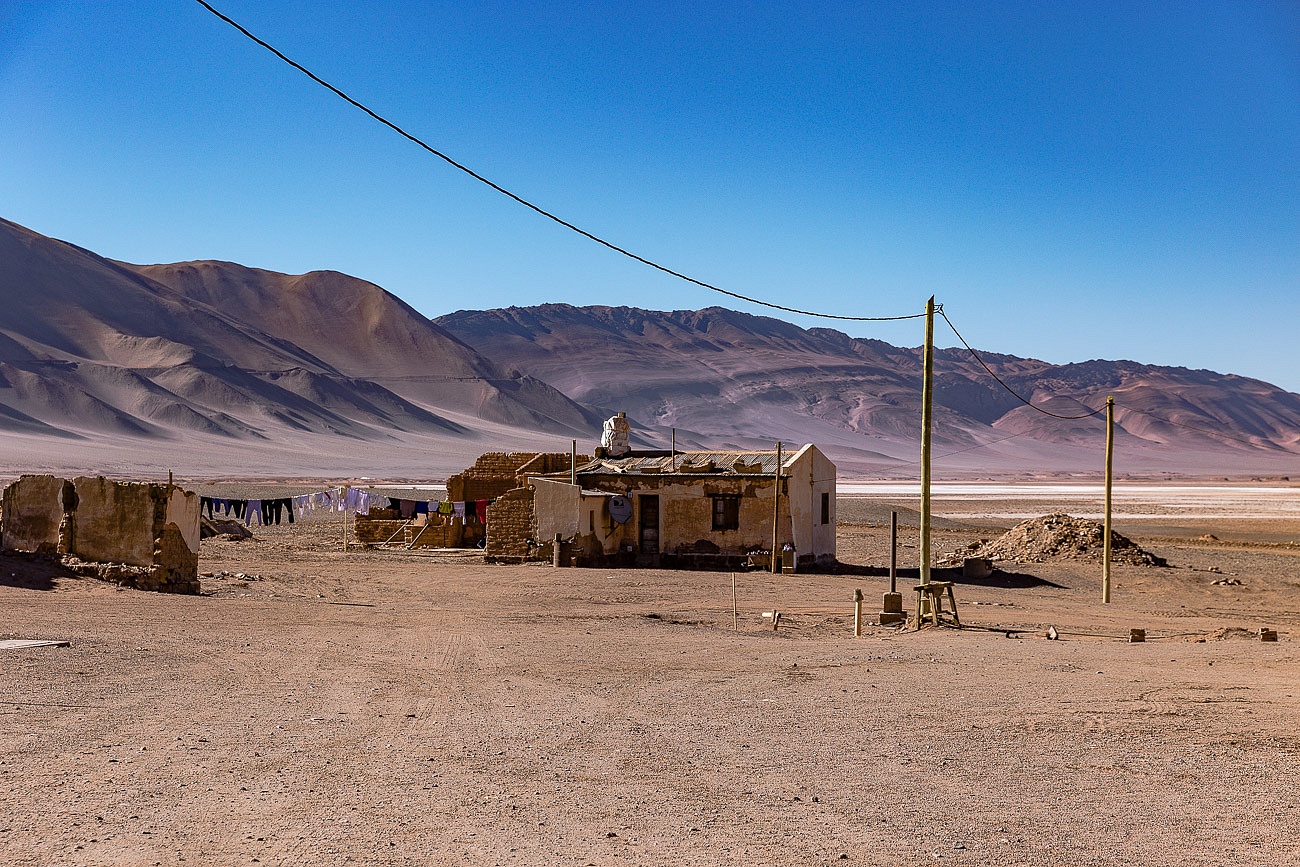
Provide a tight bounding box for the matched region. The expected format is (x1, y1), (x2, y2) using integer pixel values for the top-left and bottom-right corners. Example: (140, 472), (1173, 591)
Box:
(199, 487), (495, 529)
(200, 486), (371, 528)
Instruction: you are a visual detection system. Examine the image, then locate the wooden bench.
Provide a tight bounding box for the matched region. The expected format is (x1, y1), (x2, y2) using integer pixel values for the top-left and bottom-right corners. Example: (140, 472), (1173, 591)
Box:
(913, 581), (960, 628)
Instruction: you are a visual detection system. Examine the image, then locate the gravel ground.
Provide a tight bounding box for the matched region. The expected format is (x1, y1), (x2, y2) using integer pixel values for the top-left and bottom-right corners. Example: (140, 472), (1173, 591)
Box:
(1, 493), (1298, 866)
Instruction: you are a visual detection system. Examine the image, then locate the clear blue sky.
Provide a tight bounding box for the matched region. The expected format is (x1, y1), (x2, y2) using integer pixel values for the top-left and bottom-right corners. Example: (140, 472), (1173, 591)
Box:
(3, 1), (1298, 391)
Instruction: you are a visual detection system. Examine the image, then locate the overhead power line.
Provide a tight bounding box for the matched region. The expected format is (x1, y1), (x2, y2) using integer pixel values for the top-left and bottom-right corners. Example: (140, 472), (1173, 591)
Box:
(191, 0), (924, 324)
(938, 308), (1105, 421)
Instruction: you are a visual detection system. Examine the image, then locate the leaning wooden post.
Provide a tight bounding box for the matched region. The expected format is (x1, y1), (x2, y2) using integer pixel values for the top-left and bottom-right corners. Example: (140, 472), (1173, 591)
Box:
(771, 441), (783, 575)
(1103, 395), (1114, 604)
(853, 588), (863, 637)
(919, 297), (935, 587)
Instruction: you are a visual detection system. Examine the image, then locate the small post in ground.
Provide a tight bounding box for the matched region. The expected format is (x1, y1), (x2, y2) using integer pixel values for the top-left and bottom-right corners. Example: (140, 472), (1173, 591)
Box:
(731, 572), (738, 630)
(853, 588), (863, 637)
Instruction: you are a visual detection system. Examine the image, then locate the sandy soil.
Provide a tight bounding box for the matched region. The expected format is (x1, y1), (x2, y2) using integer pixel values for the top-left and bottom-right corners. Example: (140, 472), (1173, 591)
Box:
(2, 492), (1298, 866)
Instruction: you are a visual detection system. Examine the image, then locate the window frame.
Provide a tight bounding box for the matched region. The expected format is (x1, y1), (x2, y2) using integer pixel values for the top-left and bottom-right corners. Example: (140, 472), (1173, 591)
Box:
(711, 494), (740, 531)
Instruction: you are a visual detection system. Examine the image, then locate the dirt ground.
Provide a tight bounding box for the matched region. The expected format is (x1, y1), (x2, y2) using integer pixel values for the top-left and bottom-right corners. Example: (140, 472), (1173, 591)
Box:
(2, 491), (1298, 866)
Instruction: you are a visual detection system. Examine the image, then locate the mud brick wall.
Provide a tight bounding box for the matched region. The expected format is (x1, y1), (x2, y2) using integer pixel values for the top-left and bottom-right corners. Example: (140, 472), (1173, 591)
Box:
(0, 474), (70, 554)
(446, 452), (540, 502)
(355, 517), (483, 549)
(484, 487), (536, 561)
(1, 475), (199, 593)
(514, 452), (592, 484)
(447, 452), (593, 502)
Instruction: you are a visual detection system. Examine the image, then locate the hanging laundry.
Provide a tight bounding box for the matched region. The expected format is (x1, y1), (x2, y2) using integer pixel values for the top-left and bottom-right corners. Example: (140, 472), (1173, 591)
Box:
(437, 501), (454, 516)
(399, 499), (416, 519)
(356, 491), (370, 516)
(452, 501), (466, 519)
(245, 500), (263, 526)
(476, 499), (489, 523)
(413, 501), (429, 515)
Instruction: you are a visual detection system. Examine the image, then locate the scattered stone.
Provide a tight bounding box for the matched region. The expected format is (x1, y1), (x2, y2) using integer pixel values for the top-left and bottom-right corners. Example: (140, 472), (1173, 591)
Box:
(200, 517), (253, 540)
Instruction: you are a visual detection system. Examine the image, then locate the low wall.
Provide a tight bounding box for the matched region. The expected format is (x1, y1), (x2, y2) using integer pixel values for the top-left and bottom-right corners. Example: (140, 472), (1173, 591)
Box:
(0, 474), (200, 593)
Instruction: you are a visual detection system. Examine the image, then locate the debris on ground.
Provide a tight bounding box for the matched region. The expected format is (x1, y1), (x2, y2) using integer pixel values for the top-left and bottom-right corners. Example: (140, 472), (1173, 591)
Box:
(940, 513), (1166, 567)
(200, 517), (254, 541)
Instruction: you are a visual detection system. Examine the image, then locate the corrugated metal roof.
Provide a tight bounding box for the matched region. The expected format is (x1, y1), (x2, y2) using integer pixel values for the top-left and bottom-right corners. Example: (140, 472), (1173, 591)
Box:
(574, 449), (793, 477)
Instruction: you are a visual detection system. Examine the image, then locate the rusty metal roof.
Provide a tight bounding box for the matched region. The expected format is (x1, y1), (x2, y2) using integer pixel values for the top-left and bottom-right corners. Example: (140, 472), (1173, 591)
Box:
(574, 449), (793, 477)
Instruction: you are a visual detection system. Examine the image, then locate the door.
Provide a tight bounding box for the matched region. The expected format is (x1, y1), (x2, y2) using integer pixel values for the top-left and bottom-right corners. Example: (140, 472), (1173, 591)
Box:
(638, 495), (660, 555)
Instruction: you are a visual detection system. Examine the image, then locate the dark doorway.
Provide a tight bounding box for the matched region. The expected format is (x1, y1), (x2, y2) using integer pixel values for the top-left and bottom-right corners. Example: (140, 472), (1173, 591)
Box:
(638, 495), (660, 555)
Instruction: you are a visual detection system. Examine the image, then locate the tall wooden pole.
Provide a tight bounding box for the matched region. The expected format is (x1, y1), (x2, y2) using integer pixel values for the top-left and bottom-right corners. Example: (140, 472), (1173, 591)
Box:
(571, 439), (577, 486)
(920, 297), (935, 587)
(1103, 395), (1114, 603)
(772, 441), (783, 575)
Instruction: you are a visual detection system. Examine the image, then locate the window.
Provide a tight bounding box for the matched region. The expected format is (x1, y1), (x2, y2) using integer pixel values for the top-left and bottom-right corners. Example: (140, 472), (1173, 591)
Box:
(712, 495), (740, 531)
(821, 492), (831, 525)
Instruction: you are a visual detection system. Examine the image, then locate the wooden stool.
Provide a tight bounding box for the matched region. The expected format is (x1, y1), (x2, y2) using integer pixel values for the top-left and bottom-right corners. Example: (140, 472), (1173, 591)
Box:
(913, 581), (960, 628)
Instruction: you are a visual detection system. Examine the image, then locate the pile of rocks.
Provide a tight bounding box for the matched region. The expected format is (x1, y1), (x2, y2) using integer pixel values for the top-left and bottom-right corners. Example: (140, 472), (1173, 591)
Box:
(942, 513), (1166, 567)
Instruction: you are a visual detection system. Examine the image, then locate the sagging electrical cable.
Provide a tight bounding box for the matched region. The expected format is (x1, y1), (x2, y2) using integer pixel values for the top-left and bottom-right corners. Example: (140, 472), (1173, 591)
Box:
(191, 0), (924, 324)
(939, 308), (1105, 421)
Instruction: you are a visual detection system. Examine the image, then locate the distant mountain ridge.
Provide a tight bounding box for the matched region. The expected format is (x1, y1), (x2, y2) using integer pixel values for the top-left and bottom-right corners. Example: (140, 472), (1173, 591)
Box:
(0, 217), (597, 452)
(436, 304), (1300, 473)
(1, 216), (1295, 478)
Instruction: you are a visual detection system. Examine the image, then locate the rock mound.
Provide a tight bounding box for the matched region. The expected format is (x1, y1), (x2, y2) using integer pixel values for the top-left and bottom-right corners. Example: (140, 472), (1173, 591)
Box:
(958, 513), (1166, 567)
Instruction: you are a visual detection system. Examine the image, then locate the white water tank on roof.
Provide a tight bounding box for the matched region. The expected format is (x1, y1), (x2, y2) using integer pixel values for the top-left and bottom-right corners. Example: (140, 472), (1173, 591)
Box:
(601, 412), (631, 457)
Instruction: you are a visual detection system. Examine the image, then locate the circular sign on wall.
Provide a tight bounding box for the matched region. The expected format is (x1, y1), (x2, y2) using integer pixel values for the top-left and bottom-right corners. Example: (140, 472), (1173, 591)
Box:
(608, 495), (633, 525)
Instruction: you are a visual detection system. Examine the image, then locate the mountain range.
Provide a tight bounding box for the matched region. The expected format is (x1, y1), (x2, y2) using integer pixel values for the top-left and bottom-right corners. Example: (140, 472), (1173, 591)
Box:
(1, 217), (1296, 478)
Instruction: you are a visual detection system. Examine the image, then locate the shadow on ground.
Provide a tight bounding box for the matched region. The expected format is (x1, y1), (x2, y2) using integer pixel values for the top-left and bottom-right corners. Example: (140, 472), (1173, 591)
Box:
(830, 562), (1064, 589)
(0, 552), (77, 591)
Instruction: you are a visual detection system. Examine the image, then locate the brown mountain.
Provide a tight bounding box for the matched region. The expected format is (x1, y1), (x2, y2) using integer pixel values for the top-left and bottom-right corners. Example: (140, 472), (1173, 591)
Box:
(436, 304), (1300, 475)
(0, 218), (596, 460)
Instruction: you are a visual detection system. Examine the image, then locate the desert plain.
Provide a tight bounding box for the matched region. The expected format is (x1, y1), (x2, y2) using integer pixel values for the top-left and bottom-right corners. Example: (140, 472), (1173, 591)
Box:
(2, 481), (1297, 866)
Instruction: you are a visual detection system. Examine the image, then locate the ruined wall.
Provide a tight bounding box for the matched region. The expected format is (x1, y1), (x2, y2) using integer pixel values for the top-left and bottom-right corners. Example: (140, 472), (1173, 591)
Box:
(483, 486), (535, 562)
(353, 516), (482, 549)
(0, 475), (200, 592)
(0, 474), (69, 554)
(446, 452), (540, 502)
(445, 451), (592, 502)
(70, 476), (157, 567)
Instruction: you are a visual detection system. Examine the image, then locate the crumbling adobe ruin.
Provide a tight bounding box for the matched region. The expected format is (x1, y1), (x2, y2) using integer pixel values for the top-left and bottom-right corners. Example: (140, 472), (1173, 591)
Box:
(1, 474), (201, 593)
(352, 452), (588, 551)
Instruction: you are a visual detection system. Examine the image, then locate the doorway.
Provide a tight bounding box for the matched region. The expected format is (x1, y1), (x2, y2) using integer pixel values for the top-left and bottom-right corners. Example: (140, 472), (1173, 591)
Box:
(638, 495), (660, 555)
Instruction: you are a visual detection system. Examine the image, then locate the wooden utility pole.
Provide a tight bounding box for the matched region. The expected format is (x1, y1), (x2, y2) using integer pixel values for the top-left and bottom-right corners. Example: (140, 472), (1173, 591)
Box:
(571, 439), (577, 486)
(1103, 395), (1114, 603)
(771, 441), (783, 575)
(919, 296), (935, 587)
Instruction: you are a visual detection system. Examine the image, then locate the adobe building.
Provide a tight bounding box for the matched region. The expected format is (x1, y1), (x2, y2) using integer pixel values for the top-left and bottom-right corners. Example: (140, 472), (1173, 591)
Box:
(484, 415), (836, 569)
(0, 474), (201, 593)
(352, 451), (589, 549)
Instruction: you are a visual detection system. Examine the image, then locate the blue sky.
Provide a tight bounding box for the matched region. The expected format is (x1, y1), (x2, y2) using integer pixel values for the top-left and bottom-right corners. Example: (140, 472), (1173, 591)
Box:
(3, 1), (1298, 391)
